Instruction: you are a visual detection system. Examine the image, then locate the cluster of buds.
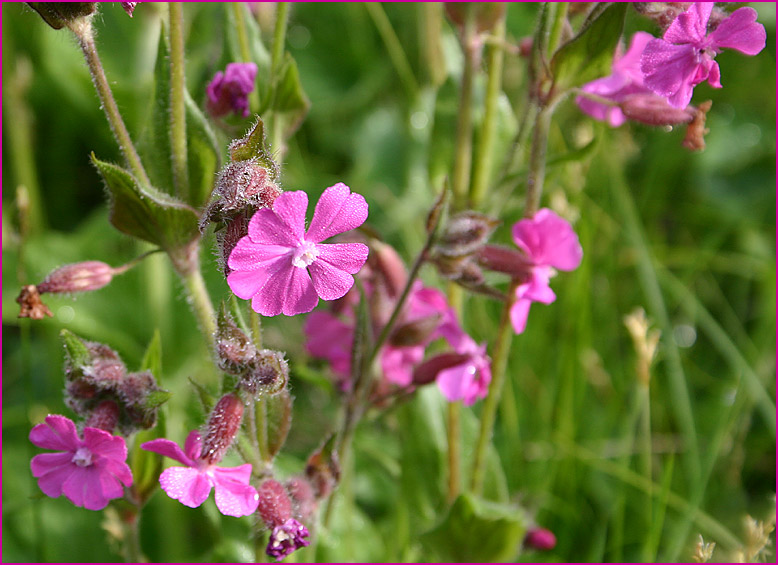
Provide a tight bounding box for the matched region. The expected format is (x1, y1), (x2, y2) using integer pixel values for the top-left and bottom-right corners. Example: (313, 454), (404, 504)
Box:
(16, 260), (120, 320)
(256, 479), (311, 560)
(26, 2), (97, 30)
(200, 118), (282, 274)
(632, 2), (694, 31)
(430, 211), (507, 298)
(61, 330), (169, 435)
(214, 305), (288, 398)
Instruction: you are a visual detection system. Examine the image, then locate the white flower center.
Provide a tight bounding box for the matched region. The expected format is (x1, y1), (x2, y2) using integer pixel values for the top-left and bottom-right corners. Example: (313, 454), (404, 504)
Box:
(72, 446), (93, 467)
(291, 240), (319, 268)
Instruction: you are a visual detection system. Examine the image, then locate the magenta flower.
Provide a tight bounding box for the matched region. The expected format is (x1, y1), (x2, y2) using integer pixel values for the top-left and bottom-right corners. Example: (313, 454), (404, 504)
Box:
(267, 518), (311, 560)
(120, 2), (138, 17)
(304, 310), (354, 386)
(228, 183), (369, 316)
(381, 344), (426, 386)
(29, 415), (133, 511)
(510, 209), (583, 334)
(641, 3), (766, 108)
(141, 430), (259, 517)
(206, 62), (258, 118)
(577, 32), (658, 127)
(435, 337), (491, 406)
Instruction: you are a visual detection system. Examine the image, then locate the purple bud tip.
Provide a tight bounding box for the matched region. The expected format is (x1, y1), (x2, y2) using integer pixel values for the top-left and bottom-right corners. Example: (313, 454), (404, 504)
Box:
(525, 527), (557, 551)
(266, 518), (310, 560)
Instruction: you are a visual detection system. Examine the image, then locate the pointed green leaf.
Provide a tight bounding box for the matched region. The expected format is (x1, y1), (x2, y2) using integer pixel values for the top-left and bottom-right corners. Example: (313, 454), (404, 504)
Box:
(265, 389), (292, 459)
(60, 328), (91, 370)
(140, 329), (162, 376)
(228, 117), (276, 176)
(421, 493), (528, 562)
(91, 154), (199, 250)
(550, 3), (627, 90)
(144, 390), (172, 411)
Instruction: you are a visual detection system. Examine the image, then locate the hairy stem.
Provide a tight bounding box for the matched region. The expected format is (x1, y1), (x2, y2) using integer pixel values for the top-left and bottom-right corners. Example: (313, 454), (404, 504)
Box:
(232, 2), (260, 112)
(524, 105), (552, 217)
(68, 18), (151, 187)
(271, 2), (289, 77)
(470, 12), (506, 207)
(168, 2), (189, 200)
(451, 4), (477, 211)
(470, 280), (518, 494)
(178, 257), (217, 351)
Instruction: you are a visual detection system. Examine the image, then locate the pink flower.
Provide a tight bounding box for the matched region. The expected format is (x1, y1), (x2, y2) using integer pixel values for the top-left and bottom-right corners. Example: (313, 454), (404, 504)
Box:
(641, 3), (766, 108)
(267, 518), (311, 560)
(576, 32), (658, 127)
(303, 310), (354, 386)
(206, 62), (258, 118)
(510, 209), (582, 334)
(381, 344), (426, 386)
(228, 183), (369, 316)
(435, 337), (491, 406)
(141, 430), (259, 517)
(29, 415), (133, 511)
(120, 2), (138, 17)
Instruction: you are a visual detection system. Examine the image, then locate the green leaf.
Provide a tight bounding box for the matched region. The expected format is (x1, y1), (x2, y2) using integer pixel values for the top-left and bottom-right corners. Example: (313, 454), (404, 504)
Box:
(550, 2), (627, 90)
(60, 328), (91, 370)
(265, 389), (292, 459)
(184, 89), (221, 209)
(271, 54), (311, 137)
(144, 390), (172, 411)
(420, 493), (528, 562)
(91, 154), (200, 251)
(189, 376), (215, 414)
(140, 329), (162, 376)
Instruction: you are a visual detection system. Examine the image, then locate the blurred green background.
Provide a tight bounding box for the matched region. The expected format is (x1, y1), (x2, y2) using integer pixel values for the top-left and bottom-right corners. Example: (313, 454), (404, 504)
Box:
(3, 2), (775, 562)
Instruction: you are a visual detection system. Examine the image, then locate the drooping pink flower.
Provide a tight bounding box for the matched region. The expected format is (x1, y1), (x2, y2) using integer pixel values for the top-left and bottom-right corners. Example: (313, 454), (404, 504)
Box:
(576, 32), (658, 127)
(380, 343), (426, 386)
(641, 3), (766, 108)
(510, 209), (582, 334)
(435, 337), (491, 406)
(29, 415), (133, 511)
(206, 62), (259, 118)
(141, 430), (259, 517)
(228, 183), (369, 316)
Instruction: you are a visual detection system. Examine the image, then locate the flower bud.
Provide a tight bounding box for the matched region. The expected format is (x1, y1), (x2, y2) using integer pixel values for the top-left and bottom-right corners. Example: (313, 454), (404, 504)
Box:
(632, 2), (693, 31)
(436, 211), (500, 258)
(216, 214), (251, 275)
(476, 244), (533, 278)
(620, 94), (695, 126)
(228, 118), (280, 177)
(257, 479), (293, 528)
(286, 477), (317, 522)
(118, 371), (168, 433)
(85, 400), (120, 433)
(16, 285), (53, 319)
(200, 158), (281, 231)
(412, 352), (472, 386)
(241, 350), (289, 398)
(201, 393), (244, 464)
(37, 261), (115, 294)
(524, 527), (557, 551)
(215, 305), (257, 375)
(444, 3), (506, 33)
(305, 441), (340, 500)
(120, 2), (137, 17)
(389, 314), (442, 347)
(369, 240), (407, 300)
(26, 2), (97, 30)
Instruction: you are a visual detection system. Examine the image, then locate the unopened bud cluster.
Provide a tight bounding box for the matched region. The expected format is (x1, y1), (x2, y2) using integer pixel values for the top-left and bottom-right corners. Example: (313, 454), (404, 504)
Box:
(215, 307), (288, 397)
(62, 331), (167, 434)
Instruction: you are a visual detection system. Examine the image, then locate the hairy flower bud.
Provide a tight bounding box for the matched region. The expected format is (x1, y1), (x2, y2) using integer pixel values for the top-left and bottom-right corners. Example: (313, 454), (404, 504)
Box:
(257, 479), (293, 528)
(37, 261), (115, 294)
(215, 305), (257, 375)
(476, 244), (533, 278)
(241, 350), (289, 397)
(620, 94), (695, 126)
(201, 393), (244, 464)
(286, 477), (317, 522)
(436, 211), (500, 258)
(369, 240), (407, 299)
(305, 441), (340, 500)
(412, 352), (472, 386)
(389, 314), (443, 347)
(84, 400), (120, 433)
(26, 2), (97, 30)
(632, 2), (693, 31)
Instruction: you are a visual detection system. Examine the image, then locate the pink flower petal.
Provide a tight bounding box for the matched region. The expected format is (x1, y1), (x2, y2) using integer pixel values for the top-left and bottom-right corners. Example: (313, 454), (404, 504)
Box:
(61, 466), (91, 508)
(227, 251), (290, 300)
(29, 415), (80, 451)
(314, 242), (369, 274)
(614, 32), (654, 83)
(32, 459), (75, 498)
(159, 466), (212, 508)
(510, 297), (532, 335)
(245, 206), (301, 248)
(436, 363), (472, 403)
(521, 269), (557, 305)
(212, 466), (259, 517)
(228, 240), (291, 272)
(96, 456), (134, 489)
(30, 452), (73, 478)
(708, 7), (766, 55)
(381, 345), (425, 386)
(80, 468), (115, 511)
(512, 209), (583, 271)
(184, 431), (203, 461)
(308, 259), (358, 302)
(251, 261), (319, 316)
(663, 2), (711, 45)
(305, 183), (369, 243)
(303, 311), (353, 378)
(141, 438), (196, 467)
(82, 427), (128, 462)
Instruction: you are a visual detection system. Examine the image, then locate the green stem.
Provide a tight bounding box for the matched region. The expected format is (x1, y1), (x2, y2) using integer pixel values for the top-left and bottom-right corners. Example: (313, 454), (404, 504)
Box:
(271, 2), (289, 77)
(638, 382), (654, 562)
(179, 259), (217, 351)
(446, 402), (461, 502)
(451, 4), (477, 211)
(524, 105), (552, 217)
(68, 18), (151, 188)
(470, 280), (518, 495)
(232, 2), (260, 113)
(469, 12), (506, 208)
(365, 2), (418, 98)
(122, 508), (144, 563)
(168, 2), (189, 200)
(546, 2), (568, 56)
